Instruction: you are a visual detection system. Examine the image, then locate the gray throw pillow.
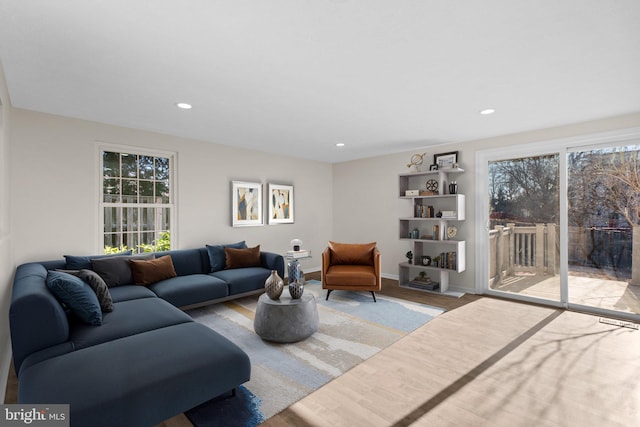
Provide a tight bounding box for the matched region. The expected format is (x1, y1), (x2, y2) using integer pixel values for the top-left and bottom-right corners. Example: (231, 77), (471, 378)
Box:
(91, 254), (154, 287)
(60, 269), (114, 312)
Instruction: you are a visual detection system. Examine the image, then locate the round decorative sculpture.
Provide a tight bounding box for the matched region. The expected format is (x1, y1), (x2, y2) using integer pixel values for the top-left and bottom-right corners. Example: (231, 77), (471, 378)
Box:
(425, 179), (438, 193)
(407, 152), (427, 171)
(264, 270), (284, 300)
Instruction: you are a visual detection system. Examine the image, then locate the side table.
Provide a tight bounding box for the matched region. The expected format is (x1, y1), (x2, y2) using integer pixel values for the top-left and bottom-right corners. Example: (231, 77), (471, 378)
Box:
(253, 293), (319, 343)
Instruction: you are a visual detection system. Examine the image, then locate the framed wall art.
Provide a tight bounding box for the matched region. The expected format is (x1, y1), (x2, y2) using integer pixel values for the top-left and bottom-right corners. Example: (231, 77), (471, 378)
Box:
(268, 183), (294, 224)
(434, 151), (459, 169)
(231, 181), (263, 227)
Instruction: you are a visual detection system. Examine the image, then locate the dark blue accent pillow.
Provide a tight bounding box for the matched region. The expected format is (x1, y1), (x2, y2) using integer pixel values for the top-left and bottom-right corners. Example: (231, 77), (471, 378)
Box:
(206, 241), (247, 272)
(46, 271), (103, 326)
(64, 251), (133, 270)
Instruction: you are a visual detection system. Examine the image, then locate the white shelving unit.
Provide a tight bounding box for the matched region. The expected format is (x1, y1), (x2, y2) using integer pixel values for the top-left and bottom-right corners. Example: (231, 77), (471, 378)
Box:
(398, 168), (466, 297)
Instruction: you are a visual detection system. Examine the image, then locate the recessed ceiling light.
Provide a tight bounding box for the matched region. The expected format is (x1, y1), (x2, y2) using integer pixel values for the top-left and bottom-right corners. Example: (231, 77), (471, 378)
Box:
(176, 102), (192, 110)
(480, 108), (495, 115)
(336, 143), (345, 147)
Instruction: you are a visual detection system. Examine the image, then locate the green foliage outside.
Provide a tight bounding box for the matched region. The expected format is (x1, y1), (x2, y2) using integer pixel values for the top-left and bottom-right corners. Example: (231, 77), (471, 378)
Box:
(104, 231), (171, 254)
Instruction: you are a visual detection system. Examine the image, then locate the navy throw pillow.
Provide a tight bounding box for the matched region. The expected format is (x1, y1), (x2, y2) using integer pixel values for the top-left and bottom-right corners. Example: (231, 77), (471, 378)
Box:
(46, 271), (103, 326)
(206, 241), (247, 272)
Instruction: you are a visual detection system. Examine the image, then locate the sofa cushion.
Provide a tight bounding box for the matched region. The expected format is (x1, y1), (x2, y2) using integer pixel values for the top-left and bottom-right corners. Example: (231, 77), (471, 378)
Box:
(130, 255), (177, 285)
(211, 267), (271, 295)
(91, 254), (154, 287)
(18, 322), (251, 427)
(108, 285), (157, 303)
(325, 264), (377, 286)
(69, 297), (193, 350)
(148, 274), (229, 308)
(225, 245), (261, 269)
(154, 248), (209, 276)
(328, 241), (376, 265)
(45, 271), (102, 326)
(64, 251), (133, 270)
(61, 269), (114, 312)
(206, 241), (246, 272)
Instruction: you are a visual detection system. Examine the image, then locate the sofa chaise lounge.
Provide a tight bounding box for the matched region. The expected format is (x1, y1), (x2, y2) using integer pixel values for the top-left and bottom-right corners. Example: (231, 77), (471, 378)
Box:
(9, 244), (284, 427)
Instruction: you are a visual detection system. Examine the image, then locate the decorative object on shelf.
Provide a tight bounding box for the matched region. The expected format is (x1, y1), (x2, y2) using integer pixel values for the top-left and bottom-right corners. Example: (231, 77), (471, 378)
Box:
(268, 183), (294, 224)
(406, 152), (427, 172)
(434, 151), (459, 169)
(405, 250), (413, 264)
(429, 164), (439, 171)
(265, 270), (284, 300)
(231, 181), (263, 227)
(447, 226), (457, 239)
(433, 255), (440, 268)
(405, 189), (420, 196)
(433, 225), (440, 240)
(289, 275), (305, 299)
(425, 179), (438, 192)
(436, 211), (443, 218)
(290, 238), (302, 251)
(449, 181), (458, 194)
(412, 228), (419, 239)
(421, 255), (431, 266)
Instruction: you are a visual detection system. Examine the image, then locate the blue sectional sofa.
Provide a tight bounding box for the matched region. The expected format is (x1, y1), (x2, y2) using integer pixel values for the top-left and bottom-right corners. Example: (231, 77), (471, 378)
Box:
(9, 245), (284, 427)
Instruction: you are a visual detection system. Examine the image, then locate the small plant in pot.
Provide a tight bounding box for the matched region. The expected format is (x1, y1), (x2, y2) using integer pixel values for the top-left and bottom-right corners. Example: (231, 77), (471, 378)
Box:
(405, 250), (413, 264)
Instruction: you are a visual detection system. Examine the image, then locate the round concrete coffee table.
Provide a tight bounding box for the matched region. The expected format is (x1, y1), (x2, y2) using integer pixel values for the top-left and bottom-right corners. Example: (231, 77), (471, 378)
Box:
(254, 293), (319, 343)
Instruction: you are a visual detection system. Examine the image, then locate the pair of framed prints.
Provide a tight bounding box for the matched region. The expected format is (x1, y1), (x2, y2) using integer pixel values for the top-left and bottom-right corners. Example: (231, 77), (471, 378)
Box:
(231, 181), (293, 227)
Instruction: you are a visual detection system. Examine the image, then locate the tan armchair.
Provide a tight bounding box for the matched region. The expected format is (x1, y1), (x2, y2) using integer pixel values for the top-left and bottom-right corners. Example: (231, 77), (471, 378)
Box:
(321, 241), (381, 302)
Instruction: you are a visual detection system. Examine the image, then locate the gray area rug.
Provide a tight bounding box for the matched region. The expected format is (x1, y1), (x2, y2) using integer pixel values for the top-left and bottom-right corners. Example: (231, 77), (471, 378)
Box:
(186, 280), (445, 425)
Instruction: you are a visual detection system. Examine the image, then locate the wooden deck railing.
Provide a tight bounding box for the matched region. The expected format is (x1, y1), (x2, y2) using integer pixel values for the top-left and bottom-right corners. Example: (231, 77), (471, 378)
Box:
(489, 223), (558, 286)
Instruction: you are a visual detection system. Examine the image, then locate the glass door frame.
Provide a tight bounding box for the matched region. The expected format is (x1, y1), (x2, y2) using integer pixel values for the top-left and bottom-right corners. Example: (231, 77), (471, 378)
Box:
(475, 127), (640, 322)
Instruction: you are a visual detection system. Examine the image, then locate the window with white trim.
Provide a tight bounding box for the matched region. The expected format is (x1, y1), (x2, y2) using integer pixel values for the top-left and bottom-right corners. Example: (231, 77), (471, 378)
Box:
(100, 147), (175, 253)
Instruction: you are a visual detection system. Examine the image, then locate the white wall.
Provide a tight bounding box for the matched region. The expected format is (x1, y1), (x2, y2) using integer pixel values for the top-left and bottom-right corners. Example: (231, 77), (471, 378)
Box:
(0, 62), (13, 402)
(333, 112), (640, 292)
(8, 108), (332, 268)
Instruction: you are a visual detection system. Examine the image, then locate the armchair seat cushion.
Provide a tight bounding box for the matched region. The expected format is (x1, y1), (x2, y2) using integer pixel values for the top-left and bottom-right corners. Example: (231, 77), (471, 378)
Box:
(325, 265), (377, 287)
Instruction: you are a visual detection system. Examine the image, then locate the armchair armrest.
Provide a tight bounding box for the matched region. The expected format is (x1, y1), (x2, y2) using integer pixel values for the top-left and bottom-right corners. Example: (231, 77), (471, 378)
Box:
(373, 248), (382, 287)
(321, 247), (331, 281)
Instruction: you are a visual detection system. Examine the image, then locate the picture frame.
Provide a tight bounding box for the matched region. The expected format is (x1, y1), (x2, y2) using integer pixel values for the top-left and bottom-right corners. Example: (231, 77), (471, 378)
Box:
(429, 164), (439, 171)
(434, 151), (459, 169)
(268, 183), (294, 224)
(231, 181), (263, 227)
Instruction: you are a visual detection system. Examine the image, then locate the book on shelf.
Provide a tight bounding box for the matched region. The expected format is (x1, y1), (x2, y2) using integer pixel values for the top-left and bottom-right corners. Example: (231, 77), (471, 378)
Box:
(286, 250), (310, 258)
(408, 280), (440, 291)
(439, 251), (457, 270)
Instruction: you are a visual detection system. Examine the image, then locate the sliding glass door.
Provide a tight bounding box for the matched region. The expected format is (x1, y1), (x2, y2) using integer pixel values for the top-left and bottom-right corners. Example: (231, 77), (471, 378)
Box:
(567, 145), (640, 316)
(477, 130), (640, 320)
(487, 153), (561, 304)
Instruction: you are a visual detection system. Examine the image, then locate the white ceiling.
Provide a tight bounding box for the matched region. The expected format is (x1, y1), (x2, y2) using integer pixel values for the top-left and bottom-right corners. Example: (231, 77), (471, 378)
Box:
(1, 0), (639, 163)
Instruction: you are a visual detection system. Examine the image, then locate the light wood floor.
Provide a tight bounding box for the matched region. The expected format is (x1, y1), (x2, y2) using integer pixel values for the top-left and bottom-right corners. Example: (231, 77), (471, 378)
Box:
(7, 275), (639, 427)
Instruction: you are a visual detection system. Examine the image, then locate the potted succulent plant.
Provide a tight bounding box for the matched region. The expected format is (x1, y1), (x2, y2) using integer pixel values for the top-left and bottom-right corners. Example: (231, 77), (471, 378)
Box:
(405, 250), (413, 264)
